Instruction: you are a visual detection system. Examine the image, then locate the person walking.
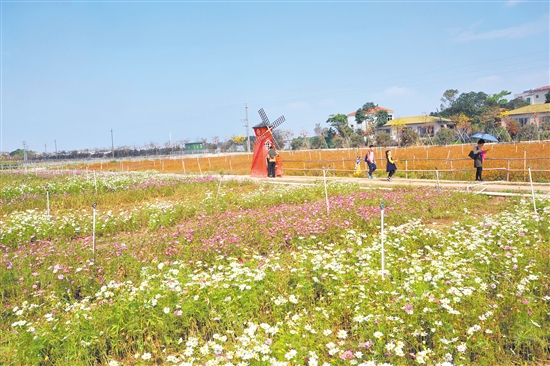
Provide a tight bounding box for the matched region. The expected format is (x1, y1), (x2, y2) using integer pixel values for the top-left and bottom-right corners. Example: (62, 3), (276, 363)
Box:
(267, 145), (277, 178)
(473, 139), (486, 181)
(385, 150), (398, 181)
(364, 145), (377, 179)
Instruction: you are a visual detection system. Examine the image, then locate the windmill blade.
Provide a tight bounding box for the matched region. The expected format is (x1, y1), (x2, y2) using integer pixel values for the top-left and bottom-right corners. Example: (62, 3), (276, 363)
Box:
(256, 116), (286, 143)
(258, 108), (271, 127)
(257, 115), (286, 138)
(270, 115), (286, 130)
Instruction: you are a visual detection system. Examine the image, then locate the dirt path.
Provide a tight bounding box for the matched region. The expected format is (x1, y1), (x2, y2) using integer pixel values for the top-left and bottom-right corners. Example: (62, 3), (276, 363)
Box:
(222, 174), (550, 196)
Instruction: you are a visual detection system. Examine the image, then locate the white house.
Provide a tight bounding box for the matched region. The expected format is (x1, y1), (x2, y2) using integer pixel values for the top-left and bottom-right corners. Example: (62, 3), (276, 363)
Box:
(347, 106), (394, 133)
(513, 86), (550, 105)
(376, 115), (454, 140)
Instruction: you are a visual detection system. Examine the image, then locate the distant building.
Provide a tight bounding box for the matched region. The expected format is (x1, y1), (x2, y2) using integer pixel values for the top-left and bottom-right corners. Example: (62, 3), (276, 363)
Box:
(348, 106), (394, 133)
(514, 86), (550, 105)
(507, 103), (550, 127)
(377, 115), (454, 140)
(185, 142), (204, 154)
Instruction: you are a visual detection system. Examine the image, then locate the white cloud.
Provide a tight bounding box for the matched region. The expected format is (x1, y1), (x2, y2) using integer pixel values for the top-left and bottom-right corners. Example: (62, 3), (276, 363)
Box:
(453, 15), (548, 42)
(382, 86), (417, 98)
(475, 75), (502, 84)
(505, 0), (521, 7)
(284, 101), (309, 110)
(317, 98), (337, 108)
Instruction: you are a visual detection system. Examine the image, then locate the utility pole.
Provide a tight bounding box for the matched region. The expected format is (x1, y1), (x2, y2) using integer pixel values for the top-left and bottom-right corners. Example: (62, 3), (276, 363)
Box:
(243, 103), (250, 153)
(54, 140), (58, 159)
(22, 141), (28, 163)
(111, 129), (114, 159)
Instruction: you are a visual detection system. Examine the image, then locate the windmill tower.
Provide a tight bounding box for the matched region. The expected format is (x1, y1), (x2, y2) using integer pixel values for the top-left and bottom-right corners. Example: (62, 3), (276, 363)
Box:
(250, 108), (285, 178)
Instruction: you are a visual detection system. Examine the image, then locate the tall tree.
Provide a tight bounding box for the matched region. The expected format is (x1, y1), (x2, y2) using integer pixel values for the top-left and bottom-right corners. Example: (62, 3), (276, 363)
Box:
(440, 89), (459, 111)
(355, 102), (377, 125)
(504, 98), (529, 110)
(486, 90), (511, 107)
(326, 114), (352, 138)
(375, 110), (389, 127)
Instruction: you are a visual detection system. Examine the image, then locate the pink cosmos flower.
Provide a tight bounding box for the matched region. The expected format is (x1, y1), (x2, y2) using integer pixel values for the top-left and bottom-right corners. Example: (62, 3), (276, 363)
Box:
(340, 350), (353, 360)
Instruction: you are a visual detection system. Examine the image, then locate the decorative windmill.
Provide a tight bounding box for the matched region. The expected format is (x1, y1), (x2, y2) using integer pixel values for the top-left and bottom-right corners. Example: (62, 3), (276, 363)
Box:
(250, 108), (286, 178)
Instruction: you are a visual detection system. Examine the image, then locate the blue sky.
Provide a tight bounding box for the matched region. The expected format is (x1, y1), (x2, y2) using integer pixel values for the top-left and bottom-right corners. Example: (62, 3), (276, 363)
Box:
(1, 0), (548, 153)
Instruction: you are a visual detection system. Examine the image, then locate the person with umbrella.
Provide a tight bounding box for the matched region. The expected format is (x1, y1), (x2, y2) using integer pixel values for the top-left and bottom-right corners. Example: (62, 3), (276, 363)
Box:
(473, 138), (487, 181)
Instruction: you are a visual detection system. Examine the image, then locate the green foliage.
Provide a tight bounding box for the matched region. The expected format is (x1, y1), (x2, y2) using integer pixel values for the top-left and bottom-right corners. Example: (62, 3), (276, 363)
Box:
(290, 137), (305, 150)
(332, 135), (345, 148)
(518, 124), (540, 141)
(348, 133), (365, 148)
(504, 98), (530, 110)
(375, 110), (389, 127)
(326, 114), (352, 138)
(435, 128), (456, 145)
(310, 136), (327, 149)
(400, 128), (420, 146)
(375, 131), (392, 147)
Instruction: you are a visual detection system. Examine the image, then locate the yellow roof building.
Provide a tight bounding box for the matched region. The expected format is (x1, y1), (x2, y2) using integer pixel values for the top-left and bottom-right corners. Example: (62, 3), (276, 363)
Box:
(507, 103), (550, 115)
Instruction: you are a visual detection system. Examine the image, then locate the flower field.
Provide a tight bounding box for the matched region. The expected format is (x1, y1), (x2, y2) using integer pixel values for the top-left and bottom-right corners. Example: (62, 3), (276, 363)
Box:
(79, 141), (550, 182)
(1, 170), (549, 365)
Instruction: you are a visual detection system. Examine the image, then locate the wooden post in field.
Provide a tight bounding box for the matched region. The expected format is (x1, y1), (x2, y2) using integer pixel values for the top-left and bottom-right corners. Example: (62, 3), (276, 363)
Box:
(208, 156), (211, 168)
(528, 164), (537, 215)
(322, 166), (330, 215)
(450, 161), (453, 180)
(46, 187), (50, 216)
(229, 160), (232, 172)
(92, 202), (97, 262)
(461, 144), (464, 154)
(405, 160), (408, 179)
(507, 160), (510, 182)
(523, 149), (526, 182)
(162, 161), (164, 171)
(303, 162), (306, 175)
(342, 157), (345, 169)
(198, 157), (202, 175)
(380, 202), (386, 280)
(182, 159), (186, 174)
(100, 161), (103, 170)
(309, 151), (312, 160)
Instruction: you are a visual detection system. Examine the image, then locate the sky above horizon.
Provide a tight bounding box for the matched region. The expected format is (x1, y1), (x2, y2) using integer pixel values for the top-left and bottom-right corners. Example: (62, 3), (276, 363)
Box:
(1, 0), (549, 153)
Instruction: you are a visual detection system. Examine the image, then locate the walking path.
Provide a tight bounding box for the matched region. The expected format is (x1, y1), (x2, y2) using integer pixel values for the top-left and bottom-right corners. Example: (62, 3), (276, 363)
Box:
(223, 174), (550, 196)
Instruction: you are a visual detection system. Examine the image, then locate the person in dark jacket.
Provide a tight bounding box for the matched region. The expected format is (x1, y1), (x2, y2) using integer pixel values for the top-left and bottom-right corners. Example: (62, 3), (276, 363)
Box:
(473, 139), (486, 181)
(267, 145), (277, 178)
(385, 150), (398, 181)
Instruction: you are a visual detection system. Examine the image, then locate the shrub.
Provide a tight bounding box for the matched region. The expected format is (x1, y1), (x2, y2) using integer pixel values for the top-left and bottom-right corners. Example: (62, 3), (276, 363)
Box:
(375, 131), (392, 147)
(400, 128), (419, 146)
(435, 128), (456, 145)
